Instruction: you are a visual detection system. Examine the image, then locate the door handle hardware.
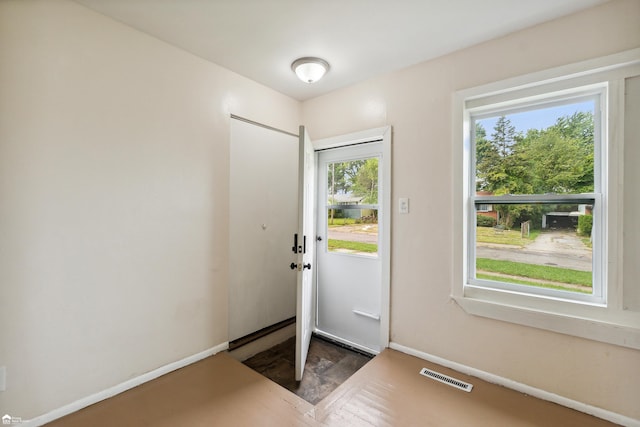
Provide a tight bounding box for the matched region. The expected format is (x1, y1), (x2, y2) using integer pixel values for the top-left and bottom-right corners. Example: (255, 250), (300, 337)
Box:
(303, 263), (311, 270)
(290, 262), (297, 270)
(316, 236), (322, 241)
(352, 309), (380, 321)
(292, 234), (298, 254)
(303, 235), (307, 254)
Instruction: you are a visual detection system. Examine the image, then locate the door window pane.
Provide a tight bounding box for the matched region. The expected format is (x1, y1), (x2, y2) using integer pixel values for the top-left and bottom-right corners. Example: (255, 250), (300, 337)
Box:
(327, 158), (378, 205)
(326, 157), (379, 256)
(327, 208), (378, 256)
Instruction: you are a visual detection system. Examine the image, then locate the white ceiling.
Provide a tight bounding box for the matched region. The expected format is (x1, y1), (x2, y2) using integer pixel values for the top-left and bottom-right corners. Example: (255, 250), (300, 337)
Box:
(74, 0), (608, 101)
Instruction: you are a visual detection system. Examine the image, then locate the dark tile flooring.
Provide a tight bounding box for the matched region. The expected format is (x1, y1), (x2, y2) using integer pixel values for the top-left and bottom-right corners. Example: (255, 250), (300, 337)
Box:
(242, 335), (373, 405)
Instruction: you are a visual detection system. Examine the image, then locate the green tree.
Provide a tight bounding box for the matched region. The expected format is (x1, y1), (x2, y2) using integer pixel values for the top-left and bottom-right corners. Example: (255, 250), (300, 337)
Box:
(476, 116), (527, 227)
(478, 116), (526, 195)
(327, 160), (364, 199)
(475, 123), (495, 191)
(551, 111), (594, 146)
(518, 110), (594, 194)
(352, 158), (378, 204)
(475, 110), (595, 229)
(526, 130), (590, 193)
(547, 111), (594, 193)
(491, 115), (518, 157)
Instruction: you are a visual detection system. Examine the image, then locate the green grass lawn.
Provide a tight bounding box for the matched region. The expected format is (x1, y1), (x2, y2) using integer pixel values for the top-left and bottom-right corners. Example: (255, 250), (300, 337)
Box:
(476, 258), (592, 287)
(328, 218), (378, 227)
(328, 218), (357, 227)
(476, 226), (540, 246)
(328, 239), (377, 253)
(475, 273), (592, 294)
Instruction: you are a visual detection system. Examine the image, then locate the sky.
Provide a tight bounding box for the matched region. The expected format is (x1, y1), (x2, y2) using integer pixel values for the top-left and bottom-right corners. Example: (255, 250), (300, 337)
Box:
(477, 100), (594, 135)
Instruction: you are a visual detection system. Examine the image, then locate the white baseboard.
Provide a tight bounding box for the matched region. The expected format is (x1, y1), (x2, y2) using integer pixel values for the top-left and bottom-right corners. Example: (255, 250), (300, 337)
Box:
(389, 342), (640, 427)
(24, 342), (229, 427)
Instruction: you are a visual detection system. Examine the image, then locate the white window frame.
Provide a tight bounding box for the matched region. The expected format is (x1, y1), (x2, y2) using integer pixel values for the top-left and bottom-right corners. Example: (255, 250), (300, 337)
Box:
(452, 49), (640, 350)
(468, 89), (605, 305)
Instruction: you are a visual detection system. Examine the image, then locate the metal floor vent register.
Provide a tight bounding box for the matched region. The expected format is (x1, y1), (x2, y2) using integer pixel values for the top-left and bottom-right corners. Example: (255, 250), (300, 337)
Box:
(419, 368), (474, 392)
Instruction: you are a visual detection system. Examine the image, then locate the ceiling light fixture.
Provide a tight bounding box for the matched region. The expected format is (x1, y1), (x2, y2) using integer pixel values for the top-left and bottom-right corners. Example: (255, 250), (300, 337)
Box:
(291, 57), (330, 83)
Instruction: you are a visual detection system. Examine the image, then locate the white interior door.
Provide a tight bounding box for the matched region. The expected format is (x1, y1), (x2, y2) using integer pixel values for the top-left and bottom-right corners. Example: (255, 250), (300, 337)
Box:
(295, 126), (316, 381)
(228, 117), (298, 341)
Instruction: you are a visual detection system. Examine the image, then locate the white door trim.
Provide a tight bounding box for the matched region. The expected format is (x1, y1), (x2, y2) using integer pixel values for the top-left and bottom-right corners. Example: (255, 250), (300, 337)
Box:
(313, 126), (391, 350)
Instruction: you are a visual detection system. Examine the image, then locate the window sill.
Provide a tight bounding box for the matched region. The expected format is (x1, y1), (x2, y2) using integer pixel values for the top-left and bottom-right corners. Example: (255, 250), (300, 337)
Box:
(452, 288), (640, 350)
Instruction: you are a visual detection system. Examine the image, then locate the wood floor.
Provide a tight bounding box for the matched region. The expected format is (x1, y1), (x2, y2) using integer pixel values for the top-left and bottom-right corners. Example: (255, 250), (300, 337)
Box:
(47, 348), (619, 426)
(242, 336), (372, 404)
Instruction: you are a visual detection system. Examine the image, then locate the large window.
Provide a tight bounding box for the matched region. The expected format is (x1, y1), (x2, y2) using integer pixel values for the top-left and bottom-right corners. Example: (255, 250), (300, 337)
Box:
(453, 50), (640, 350)
(468, 92), (604, 304)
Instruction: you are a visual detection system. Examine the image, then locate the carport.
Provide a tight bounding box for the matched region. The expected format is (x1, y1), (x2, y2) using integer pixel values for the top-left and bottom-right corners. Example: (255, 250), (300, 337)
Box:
(542, 211), (581, 229)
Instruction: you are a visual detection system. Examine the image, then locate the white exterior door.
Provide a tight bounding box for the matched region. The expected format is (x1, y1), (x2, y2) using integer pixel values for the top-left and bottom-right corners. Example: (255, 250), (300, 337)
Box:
(315, 141), (385, 353)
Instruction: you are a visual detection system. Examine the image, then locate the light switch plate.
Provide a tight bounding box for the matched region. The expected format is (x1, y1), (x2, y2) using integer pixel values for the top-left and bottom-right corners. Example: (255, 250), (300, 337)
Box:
(399, 197), (409, 214)
(0, 366), (6, 391)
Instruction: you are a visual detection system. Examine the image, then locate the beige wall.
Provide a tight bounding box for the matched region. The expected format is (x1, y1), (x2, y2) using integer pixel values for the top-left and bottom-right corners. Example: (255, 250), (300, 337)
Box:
(302, 0), (640, 420)
(2, 0), (639, 422)
(0, 0), (300, 419)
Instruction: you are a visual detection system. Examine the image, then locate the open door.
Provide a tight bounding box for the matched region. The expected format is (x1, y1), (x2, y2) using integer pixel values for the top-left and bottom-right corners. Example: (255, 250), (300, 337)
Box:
(295, 126), (315, 381)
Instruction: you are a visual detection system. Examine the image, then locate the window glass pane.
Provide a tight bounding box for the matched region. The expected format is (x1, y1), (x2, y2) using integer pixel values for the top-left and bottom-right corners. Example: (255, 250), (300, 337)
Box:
(475, 101), (595, 195)
(327, 208), (378, 256)
(327, 158), (378, 205)
(475, 202), (593, 294)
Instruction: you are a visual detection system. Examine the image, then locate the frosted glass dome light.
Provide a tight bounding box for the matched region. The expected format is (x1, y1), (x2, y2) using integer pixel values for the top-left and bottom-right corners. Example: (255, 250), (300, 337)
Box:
(291, 57), (330, 83)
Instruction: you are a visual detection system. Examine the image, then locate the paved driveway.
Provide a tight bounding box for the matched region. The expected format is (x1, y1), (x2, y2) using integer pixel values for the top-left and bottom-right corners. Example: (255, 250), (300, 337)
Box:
(477, 229), (592, 271)
(327, 224), (378, 244)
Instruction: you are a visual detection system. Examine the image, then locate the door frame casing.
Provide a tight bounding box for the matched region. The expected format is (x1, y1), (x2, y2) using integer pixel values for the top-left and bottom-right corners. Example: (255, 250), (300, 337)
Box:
(312, 126), (392, 351)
